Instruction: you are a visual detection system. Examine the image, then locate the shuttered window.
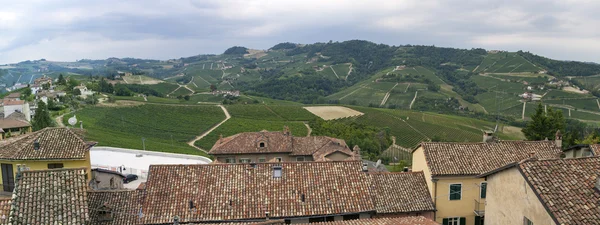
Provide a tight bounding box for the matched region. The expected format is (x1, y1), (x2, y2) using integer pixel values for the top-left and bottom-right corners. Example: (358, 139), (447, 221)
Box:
(449, 184), (462, 200)
(480, 182), (487, 198)
(443, 217), (465, 225)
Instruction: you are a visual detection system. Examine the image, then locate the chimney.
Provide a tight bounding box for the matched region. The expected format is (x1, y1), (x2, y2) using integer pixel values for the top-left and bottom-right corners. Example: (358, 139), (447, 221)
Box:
(353, 145), (362, 160)
(362, 163), (368, 172)
(403, 167), (409, 172)
(555, 130), (562, 148)
(283, 126), (290, 136)
(483, 131), (494, 143)
(173, 216), (180, 225)
(529, 152), (536, 158)
(265, 211), (270, 220)
(33, 139), (40, 150)
(219, 134), (223, 144)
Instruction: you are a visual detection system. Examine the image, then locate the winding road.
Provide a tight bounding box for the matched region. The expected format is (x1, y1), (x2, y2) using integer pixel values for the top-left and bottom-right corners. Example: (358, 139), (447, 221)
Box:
(187, 105), (231, 153)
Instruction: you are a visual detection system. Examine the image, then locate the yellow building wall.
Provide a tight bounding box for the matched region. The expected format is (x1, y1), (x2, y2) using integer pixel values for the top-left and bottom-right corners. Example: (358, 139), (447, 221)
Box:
(411, 146), (434, 198)
(0, 151), (92, 190)
(485, 168), (556, 225)
(434, 177), (486, 225)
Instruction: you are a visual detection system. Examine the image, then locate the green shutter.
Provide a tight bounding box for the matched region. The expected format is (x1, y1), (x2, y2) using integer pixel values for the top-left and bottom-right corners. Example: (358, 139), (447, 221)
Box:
(442, 218), (449, 225)
(475, 216), (482, 225)
(450, 184), (461, 200)
(460, 217), (466, 225)
(481, 183), (487, 198)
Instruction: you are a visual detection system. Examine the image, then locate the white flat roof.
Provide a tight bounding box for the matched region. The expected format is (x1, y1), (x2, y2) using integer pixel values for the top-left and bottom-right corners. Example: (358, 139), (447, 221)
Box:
(90, 146), (212, 171)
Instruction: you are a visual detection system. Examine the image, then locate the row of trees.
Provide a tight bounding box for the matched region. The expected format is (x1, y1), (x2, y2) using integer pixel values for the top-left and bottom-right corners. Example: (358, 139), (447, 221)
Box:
(523, 104), (598, 147)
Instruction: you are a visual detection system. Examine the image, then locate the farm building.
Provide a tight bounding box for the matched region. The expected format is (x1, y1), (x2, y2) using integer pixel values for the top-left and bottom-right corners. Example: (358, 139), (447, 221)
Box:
(209, 126), (360, 163)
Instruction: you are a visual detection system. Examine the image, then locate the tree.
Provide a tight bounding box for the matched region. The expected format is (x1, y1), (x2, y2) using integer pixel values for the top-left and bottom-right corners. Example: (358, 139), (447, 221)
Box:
(210, 84), (217, 92)
(32, 101), (54, 131)
(21, 88), (32, 99)
(42, 83), (51, 90)
(576, 131), (600, 145)
(183, 95), (190, 101)
(73, 88), (82, 96)
(58, 74), (66, 85)
(522, 104), (566, 141)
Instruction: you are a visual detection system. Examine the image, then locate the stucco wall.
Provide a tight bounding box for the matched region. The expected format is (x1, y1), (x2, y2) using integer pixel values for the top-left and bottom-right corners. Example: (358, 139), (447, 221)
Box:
(411, 147), (434, 198)
(325, 151), (352, 161)
(434, 177), (486, 225)
(485, 168), (556, 225)
(91, 171), (124, 190)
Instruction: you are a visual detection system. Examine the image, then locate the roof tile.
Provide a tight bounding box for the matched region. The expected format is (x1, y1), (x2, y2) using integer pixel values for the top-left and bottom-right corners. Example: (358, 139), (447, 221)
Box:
(0, 127), (92, 160)
(369, 172), (435, 213)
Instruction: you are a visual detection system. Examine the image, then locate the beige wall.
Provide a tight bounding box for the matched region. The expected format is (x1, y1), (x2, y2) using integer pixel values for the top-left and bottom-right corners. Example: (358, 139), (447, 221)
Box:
(91, 171), (124, 190)
(485, 168), (556, 225)
(411, 147), (434, 198)
(434, 177), (486, 225)
(325, 152), (352, 161)
(215, 154), (313, 163)
(563, 148), (592, 159)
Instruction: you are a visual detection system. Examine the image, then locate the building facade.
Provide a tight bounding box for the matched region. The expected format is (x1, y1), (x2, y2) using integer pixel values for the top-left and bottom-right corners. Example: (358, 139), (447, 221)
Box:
(210, 127), (359, 163)
(0, 127), (94, 192)
(411, 138), (561, 225)
(90, 168), (126, 190)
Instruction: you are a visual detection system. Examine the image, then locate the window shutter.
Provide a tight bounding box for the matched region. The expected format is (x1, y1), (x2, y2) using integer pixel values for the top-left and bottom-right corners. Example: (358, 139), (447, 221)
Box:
(460, 217), (466, 225)
(481, 183), (487, 198)
(475, 216), (481, 225)
(442, 218), (449, 225)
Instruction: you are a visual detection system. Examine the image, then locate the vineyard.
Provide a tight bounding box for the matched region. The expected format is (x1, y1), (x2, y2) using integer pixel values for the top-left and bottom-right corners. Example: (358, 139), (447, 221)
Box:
(68, 104), (225, 156)
(194, 118), (308, 150)
(147, 83), (179, 96)
(225, 104), (317, 121)
(543, 89), (592, 99)
(348, 106), (524, 149)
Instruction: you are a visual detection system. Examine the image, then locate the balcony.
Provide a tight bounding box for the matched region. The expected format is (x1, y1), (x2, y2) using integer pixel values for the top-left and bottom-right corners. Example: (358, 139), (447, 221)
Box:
(474, 199), (485, 216)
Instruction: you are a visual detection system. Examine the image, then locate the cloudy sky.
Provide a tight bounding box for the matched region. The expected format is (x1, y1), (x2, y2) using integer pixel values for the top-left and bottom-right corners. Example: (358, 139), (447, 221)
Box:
(0, 0), (598, 64)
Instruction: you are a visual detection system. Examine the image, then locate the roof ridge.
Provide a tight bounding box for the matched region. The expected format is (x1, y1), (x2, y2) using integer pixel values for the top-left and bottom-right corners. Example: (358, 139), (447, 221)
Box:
(21, 167), (87, 174)
(151, 160), (363, 167)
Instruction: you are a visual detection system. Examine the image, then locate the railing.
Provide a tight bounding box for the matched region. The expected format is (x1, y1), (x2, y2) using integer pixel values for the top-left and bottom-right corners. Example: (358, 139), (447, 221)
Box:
(474, 199), (485, 216)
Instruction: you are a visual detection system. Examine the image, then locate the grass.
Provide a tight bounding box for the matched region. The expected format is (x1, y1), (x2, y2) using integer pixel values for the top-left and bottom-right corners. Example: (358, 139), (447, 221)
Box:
(266, 105), (318, 121)
(543, 98), (599, 111)
(170, 87), (194, 96)
(148, 83), (179, 96)
(347, 106), (524, 149)
(476, 52), (539, 73)
(68, 104), (225, 156)
(573, 76), (600, 91)
(195, 118), (308, 150)
(543, 89), (591, 99)
(225, 105), (283, 121)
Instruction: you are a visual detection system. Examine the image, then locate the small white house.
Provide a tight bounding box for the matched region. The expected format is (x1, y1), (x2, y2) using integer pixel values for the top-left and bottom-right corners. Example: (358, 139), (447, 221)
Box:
(74, 84), (94, 98)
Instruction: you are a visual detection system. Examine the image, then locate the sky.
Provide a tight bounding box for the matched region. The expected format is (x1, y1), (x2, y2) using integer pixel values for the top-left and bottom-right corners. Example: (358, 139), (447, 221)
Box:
(0, 0), (599, 64)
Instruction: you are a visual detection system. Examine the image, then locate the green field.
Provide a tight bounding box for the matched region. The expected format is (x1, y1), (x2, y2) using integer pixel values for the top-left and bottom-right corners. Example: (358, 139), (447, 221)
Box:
(67, 104), (225, 156)
(543, 89), (591, 99)
(476, 52), (540, 73)
(543, 98), (599, 111)
(170, 87), (194, 96)
(194, 118), (308, 150)
(348, 106), (524, 149)
(489, 74), (548, 84)
(148, 83), (179, 96)
(573, 76), (600, 91)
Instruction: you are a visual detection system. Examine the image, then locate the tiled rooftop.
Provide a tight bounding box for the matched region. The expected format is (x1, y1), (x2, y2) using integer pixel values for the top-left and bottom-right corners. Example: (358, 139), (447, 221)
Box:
(591, 144), (600, 156)
(0, 199), (10, 224)
(420, 141), (561, 176)
(309, 216), (439, 225)
(88, 190), (143, 225)
(209, 131), (356, 160)
(519, 157), (600, 224)
(368, 172), (435, 214)
(10, 168), (90, 224)
(141, 161), (375, 224)
(0, 127), (94, 160)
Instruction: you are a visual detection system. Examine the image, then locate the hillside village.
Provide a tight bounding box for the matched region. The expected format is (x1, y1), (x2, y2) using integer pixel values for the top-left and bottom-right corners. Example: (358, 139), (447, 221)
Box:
(0, 42), (599, 225)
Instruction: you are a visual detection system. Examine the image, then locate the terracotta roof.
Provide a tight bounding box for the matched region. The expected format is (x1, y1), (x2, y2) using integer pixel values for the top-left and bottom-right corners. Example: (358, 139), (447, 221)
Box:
(420, 141), (561, 176)
(0, 199), (10, 224)
(3, 100), (24, 105)
(88, 190), (143, 225)
(5, 111), (27, 121)
(0, 127), (93, 160)
(210, 131), (356, 160)
(141, 161), (375, 224)
(0, 118), (30, 129)
(197, 217), (439, 225)
(5, 93), (21, 99)
(368, 172), (435, 214)
(591, 144), (600, 156)
(10, 168), (89, 224)
(519, 157), (600, 225)
(309, 216), (439, 225)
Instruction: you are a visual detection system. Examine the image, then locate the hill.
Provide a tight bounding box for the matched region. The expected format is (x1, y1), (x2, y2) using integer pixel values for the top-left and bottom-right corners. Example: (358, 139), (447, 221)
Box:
(2, 40), (599, 123)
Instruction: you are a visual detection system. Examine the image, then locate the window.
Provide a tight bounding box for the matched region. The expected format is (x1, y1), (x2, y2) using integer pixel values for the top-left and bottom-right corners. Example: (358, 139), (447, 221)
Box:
(225, 158), (235, 164)
(342, 214), (360, 221)
(258, 158), (266, 163)
(273, 166), (282, 178)
(296, 156), (305, 162)
(109, 177), (114, 188)
(239, 158), (251, 163)
(524, 217), (533, 225)
(480, 182), (487, 198)
(449, 184), (462, 200)
(443, 217), (465, 225)
(275, 157), (282, 162)
(259, 142), (265, 148)
(47, 163), (64, 169)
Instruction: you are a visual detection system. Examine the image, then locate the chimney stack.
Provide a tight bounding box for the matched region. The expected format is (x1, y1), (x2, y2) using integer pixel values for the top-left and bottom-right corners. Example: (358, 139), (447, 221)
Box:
(483, 131), (494, 143)
(283, 126), (290, 136)
(353, 145), (362, 160)
(555, 130), (562, 148)
(362, 163), (368, 172)
(219, 134), (223, 144)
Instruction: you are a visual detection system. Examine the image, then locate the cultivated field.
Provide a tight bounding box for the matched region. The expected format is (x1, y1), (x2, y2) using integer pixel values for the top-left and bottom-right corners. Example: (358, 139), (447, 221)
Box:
(122, 75), (164, 84)
(67, 104), (225, 156)
(304, 106), (364, 120)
